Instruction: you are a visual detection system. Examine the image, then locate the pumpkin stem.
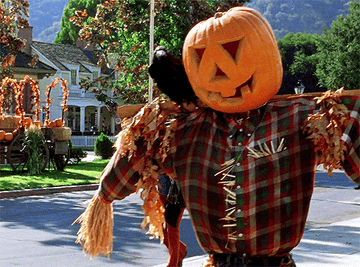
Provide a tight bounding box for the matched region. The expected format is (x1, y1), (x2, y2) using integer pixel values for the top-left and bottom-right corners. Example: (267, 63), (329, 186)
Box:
(214, 12), (224, 19)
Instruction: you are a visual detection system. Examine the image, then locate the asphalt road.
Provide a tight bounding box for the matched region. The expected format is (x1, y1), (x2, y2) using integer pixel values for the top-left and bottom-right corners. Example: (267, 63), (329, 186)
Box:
(0, 170), (359, 267)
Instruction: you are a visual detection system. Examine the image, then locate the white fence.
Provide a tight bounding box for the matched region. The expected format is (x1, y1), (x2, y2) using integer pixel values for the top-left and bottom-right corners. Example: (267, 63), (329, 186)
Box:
(71, 135), (116, 148)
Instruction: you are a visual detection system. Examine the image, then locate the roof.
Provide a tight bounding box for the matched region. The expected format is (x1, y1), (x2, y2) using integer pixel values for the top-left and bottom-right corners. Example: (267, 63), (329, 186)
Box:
(31, 41), (98, 73)
(0, 43), (56, 73)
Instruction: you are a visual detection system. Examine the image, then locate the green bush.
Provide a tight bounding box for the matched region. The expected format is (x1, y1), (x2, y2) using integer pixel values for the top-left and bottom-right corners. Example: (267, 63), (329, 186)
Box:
(70, 147), (87, 164)
(67, 140), (87, 164)
(94, 133), (115, 159)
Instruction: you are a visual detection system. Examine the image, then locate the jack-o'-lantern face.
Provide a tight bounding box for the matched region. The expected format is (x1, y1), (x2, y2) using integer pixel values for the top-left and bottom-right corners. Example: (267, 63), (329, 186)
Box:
(183, 7), (283, 113)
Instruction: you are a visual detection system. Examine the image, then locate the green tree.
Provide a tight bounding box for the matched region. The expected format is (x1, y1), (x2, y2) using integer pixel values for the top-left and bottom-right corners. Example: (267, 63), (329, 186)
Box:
(64, 0), (250, 104)
(316, 1), (360, 90)
(277, 32), (324, 94)
(54, 0), (104, 45)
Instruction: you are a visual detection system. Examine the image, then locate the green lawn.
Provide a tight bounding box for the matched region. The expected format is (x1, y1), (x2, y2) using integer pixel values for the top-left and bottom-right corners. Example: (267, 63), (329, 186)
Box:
(0, 159), (110, 191)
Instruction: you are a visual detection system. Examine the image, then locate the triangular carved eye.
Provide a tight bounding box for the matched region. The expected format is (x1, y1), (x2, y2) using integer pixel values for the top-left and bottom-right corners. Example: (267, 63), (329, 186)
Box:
(221, 39), (242, 62)
(193, 47), (206, 67)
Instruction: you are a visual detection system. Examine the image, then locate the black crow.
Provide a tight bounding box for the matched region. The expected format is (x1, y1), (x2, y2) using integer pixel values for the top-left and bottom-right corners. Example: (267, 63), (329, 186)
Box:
(149, 46), (198, 105)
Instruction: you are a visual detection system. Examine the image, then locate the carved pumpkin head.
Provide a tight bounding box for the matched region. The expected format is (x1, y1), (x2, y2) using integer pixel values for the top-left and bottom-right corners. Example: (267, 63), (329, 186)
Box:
(182, 6), (283, 113)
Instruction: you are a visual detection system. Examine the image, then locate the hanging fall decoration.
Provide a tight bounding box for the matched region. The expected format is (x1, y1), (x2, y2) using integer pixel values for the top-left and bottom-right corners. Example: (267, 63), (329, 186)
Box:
(0, 75), (40, 131)
(302, 88), (352, 176)
(0, 77), (20, 119)
(182, 6), (283, 113)
(0, 76), (69, 141)
(43, 78), (69, 127)
(0, 77), (16, 115)
(19, 75), (41, 123)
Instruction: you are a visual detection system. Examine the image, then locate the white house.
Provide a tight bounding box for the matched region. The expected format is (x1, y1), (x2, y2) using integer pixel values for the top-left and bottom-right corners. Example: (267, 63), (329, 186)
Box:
(19, 27), (120, 137)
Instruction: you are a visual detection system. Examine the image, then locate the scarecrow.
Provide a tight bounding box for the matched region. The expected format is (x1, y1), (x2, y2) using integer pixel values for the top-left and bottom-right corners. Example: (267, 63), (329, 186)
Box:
(74, 6), (360, 267)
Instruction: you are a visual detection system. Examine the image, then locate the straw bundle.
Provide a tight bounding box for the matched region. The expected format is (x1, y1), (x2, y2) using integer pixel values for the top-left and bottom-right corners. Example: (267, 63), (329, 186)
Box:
(0, 115), (20, 129)
(73, 194), (114, 258)
(53, 127), (72, 141)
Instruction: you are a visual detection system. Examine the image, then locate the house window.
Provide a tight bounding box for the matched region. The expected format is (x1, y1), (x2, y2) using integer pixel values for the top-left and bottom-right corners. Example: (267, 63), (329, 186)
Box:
(66, 106), (81, 132)
(71, 69), (77, 85)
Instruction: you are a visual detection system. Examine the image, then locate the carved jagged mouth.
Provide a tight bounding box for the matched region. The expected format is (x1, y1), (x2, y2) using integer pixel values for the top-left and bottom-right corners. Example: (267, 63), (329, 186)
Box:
(231, 75), (254, 98)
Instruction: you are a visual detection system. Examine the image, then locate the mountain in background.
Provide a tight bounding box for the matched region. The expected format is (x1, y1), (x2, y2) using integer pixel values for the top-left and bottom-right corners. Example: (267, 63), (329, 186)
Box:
(27, 0), (67, 43)
(245, 0), (350, 39)
(27, 0), (351, 43)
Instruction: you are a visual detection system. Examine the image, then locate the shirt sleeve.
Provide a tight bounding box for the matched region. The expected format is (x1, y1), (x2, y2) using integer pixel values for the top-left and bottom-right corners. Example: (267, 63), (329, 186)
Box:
(98, 145), (146, 203)
(341, 96), (360, 184)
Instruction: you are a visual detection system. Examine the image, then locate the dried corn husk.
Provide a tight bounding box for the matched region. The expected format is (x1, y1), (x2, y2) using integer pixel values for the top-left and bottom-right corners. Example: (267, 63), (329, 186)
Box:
(139, 166), (165, 241)
(302, 88), (351, 176)
(118, 98), (173, 242)
(120, 98), (172, 242)
(75, 98), (173, 258)
(73, 194), (113, 258)
(0, 115), (20, 129)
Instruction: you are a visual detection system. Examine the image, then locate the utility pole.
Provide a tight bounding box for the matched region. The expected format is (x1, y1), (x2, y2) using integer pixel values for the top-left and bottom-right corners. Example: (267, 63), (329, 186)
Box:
(148, 0), (154, 102)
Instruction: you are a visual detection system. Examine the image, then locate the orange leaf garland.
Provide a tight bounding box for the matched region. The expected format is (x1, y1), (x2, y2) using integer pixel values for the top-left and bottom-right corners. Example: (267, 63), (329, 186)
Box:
(302, 88), (351, 176)
(19, 75), (41, 123)
(43, 78), (68, 127)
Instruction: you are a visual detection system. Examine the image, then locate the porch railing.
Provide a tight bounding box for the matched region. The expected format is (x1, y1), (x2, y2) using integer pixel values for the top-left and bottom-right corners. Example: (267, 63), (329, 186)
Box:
(71, 135), (116, 148)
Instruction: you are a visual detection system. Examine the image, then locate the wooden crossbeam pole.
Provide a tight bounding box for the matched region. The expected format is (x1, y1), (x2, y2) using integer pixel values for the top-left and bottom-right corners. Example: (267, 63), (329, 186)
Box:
(117, 90), (360, 118)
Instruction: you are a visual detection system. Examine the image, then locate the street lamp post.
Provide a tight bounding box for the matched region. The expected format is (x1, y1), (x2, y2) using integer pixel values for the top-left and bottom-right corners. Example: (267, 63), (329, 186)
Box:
(294, 81), (305, 94)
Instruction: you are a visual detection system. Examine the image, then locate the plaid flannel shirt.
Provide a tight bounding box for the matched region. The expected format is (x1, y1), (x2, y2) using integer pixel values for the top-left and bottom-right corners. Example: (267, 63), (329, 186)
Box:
(99, 95), (360, 257)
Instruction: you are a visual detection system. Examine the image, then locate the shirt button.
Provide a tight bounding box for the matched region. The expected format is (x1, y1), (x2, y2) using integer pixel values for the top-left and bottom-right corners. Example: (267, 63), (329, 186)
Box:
(237, 142), (242, 146)
(238, 233), (244, 238)
(237, 209), (242, 213)
(247, 133), (251, 137)
(237, 185), (241, 189)
(236, 162), (241, 166)
(240, 128), (244, 132)
(229, 135), (233, 138)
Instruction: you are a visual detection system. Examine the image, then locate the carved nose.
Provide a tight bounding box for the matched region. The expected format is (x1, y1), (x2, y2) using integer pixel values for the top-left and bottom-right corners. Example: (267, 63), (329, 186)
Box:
(215, 66), (227, 78)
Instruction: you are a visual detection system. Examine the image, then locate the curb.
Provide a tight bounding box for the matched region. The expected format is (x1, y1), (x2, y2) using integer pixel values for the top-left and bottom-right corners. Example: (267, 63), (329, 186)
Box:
(0, 184), (99, 199)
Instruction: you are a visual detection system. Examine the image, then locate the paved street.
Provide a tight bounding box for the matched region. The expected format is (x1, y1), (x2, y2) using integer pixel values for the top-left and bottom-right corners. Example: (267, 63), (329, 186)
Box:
(1, 169), (360, 266)
(0, 190), (202, 267)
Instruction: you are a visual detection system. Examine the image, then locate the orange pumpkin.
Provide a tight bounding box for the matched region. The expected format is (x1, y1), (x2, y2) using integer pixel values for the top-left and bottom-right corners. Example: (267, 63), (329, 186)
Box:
(182, 6), (283, 113)
(5, 132), (13, 141)
(54, 118), (63, 127)
(0, 130), (5, 141)
(33, 120), (42, 127)
(23, 117), (32, 128)
(46, 120), (56, 128)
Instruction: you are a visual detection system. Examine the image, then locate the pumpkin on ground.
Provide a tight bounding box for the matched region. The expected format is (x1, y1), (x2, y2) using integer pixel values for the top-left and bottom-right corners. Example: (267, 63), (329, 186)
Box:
(182, 6), (283, 113)
(23, 117), (32, 128)
(33, 120), (42, 127)
(4, 132), (13, 141)
(54, 118), (63, 127)
(48, 120), (56, 128)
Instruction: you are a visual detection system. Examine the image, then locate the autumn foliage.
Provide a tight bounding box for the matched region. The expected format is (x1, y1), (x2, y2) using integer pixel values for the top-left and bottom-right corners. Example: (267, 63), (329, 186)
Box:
(66, 0), (250, 105)
(303, 88), (351, 175)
